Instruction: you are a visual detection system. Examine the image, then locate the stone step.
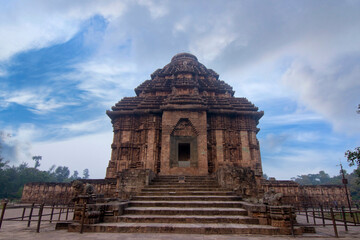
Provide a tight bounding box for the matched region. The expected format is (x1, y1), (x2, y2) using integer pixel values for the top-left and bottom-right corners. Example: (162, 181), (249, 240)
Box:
(137, 191), (235, 196)
(68, 222), (295, 235)
(117, 215), (259, 224)
(144, 186), (222, 190)
(131, 195), (242, 201)
(149, 183), (219, 186)
(141, 188), (224, 192)
(155, 175), (215, 179)
(152, 179), (217, 182)
(129, 200), (243, 208)
(124, 207), (248, 216)
(153, 179), (216, 182)
(150, 182), (218, 186)
(152, 178), (217, 182)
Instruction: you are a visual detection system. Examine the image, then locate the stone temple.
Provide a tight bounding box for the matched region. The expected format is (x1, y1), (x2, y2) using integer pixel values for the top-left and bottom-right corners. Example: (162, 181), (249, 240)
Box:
(105, 52), (263, 182)
(22, 54), (351, 235)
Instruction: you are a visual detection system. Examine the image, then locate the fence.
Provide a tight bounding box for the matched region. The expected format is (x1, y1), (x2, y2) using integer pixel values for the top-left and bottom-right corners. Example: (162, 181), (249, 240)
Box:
(0, 201), (75, 233)
(294, 205), (360, 238)
(2, 201), (360, 236)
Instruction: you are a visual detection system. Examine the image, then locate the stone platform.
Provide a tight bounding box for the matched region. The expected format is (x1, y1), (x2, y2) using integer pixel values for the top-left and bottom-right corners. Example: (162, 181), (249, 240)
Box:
(68, 175), (304, 235)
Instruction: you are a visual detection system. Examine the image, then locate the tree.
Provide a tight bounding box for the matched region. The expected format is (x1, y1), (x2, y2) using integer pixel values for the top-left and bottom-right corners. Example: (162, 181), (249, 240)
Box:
(0, 134), (9, 170)
(0, 154), (8, 170)
(54, 166), (70, 182)
(345, 147), (360, 167)
(292, 171), (332, 185)
(32, 156), (42, 169)
(345, 104), (360, 177)
(83, 168), (90, 179)
(70, 170), (79, 180)
(291, 169), (360, 202)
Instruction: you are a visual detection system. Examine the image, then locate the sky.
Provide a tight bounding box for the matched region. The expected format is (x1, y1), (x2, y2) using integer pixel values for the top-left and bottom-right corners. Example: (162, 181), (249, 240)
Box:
(0, 0), (359, 180)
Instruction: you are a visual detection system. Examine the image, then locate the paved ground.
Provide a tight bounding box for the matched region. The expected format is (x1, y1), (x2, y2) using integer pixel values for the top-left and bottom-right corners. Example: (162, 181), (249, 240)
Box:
(1, 207), (359, 239)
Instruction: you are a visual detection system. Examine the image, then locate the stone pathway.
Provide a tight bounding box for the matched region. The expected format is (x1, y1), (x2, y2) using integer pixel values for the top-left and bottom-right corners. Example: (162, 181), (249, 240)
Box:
(1, 210), (360, 239)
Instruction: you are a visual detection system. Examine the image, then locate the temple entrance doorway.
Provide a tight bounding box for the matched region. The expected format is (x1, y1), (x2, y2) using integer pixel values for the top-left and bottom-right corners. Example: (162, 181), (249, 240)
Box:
(178, 142), (190, 167)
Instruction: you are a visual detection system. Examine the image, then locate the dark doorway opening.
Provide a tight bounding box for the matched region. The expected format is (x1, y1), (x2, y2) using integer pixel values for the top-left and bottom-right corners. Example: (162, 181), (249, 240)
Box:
(178, 143), (190, 162)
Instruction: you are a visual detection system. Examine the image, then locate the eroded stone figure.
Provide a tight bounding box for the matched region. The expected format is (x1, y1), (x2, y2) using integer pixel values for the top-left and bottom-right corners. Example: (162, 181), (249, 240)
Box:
(262, 188), (283, 206)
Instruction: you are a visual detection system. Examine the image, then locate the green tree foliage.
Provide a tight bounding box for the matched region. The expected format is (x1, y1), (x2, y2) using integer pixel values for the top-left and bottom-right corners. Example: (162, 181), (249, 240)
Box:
(345, 147), (360, 168)
(0, 164), (80, 199)
(0, 147), (82, 199)
(70, 170), (79, 180)
(345, 104), (360, 178)
(291, 171), (333, 185)
(83, 168), (90, 179)
(32, 156), (42, 169)
(54, 166), (70, 182)
(0, 138), (86, 200)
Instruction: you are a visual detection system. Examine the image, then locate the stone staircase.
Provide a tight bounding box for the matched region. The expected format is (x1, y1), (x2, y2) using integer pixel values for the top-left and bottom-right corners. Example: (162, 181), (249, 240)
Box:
(70, 175), (297, 235)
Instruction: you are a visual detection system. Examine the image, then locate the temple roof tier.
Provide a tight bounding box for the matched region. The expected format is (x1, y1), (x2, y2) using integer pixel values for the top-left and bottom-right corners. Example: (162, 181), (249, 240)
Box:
(108, 53), (263, 121)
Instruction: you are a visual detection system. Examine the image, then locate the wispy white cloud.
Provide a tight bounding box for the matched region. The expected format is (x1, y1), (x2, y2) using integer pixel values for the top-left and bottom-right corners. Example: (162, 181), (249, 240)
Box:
(0, 125), (39, 164)
(282, 56), (360, 134)
(60, 117), (109, 134)
(0, 88), (76, 114)
(260, 131), (321, 154)
(263, 112), (323, 125)
(57, 58), (139, 107)
(0, 0), (127, 61)
(137, 0), (169, 19)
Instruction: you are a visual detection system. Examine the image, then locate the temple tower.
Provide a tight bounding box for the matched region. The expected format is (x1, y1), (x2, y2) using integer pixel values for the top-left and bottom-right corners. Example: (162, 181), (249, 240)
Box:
(106, 53), (264, 179)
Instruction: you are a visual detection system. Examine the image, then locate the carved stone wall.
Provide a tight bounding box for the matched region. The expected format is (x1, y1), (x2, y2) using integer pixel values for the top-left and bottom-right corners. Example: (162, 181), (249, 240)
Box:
(21, 179), (116, 204)
(116, 169), (155, 200)
(106, 114), (162, 179)
(214, 165), (260, 198)
(299, 185), (349, 207)
(262, 180), (350, 207)
(207, 114), (263, 182)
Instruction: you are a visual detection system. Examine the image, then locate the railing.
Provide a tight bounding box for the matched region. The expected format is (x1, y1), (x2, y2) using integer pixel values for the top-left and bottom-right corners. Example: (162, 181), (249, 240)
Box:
(2, 200), (360, 237)
(293, 205), (360, 238)
(0, 201), (75, 233)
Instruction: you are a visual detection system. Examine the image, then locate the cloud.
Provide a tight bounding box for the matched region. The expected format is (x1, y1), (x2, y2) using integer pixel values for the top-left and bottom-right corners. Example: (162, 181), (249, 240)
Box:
(0, 126), (38, 164)
(264, 112), (324, 126)
(0, 88), (76, 114)
(60, 117), (110, 134)
(261, 133), (289, 153)
(261, 131), (321, 154)
(58, 58), (139, 107)
(137, 0), (169, 19)
(282, 55), (360, 134)
(0, 0), (127, 61)
(32, 131), (112, 178)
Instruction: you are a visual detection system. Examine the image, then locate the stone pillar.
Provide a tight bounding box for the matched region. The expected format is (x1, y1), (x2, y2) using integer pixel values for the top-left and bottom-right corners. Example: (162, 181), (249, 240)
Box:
(146, 128), (156, 172)
(240, 130), (251, 168)
(215, 130), (224, 170)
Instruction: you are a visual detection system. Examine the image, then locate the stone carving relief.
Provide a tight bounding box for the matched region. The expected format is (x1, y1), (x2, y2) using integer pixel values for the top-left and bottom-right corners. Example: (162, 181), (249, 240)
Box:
(171, 118), (198, 137)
